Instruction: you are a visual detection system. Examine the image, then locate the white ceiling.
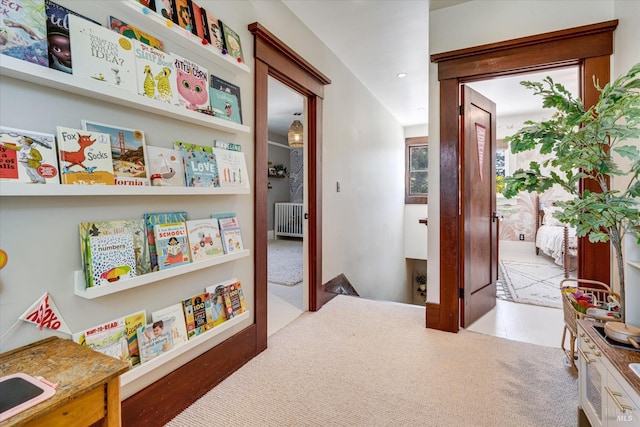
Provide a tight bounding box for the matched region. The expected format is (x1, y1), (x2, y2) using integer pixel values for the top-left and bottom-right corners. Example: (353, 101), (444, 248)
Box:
(269, 0), (578, 137)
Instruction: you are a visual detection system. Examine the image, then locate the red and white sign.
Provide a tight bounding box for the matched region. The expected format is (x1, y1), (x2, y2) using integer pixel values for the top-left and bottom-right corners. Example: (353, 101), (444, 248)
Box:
(475, 123), (487, 181)
(18, 293), (71, 334)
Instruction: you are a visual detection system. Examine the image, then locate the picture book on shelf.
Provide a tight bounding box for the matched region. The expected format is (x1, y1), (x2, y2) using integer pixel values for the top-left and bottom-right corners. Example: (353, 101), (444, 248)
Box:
(174, 141), (219, 187)
(136, 0), (155, 8)
(173, 53), (209, 111)
(172, 0), (193, 33)
(79, 218), (150, 287)
(212, 148), (249, 190)
(131, 40), (179, 105)
(73, 311), (146, 367)
(188, 0), (205, 40)
(146, 146), (186, 187)
(154, 221), (191, 269)
(137, 317), (174, 363)
(56, 126), (115, 185)
(109, 16), (164, 51)
(220, 21), (243, 62)
(0, 126), (59, 184)
(143, 211), (188, 271)
(0, 0), (47, 67)
(45, 0), (99, 74)
(213, 140), (241, 152)
(209, 75), (243, 123)
(69, 14), (137, 94)
(212, 213), (244, 254)
(224, 280), (246, 318)
(201, 8), (224, 51)
(151, 303), (188, 346)
(154, 0), (174, 22)
(182, 292), (214, 339)
(81, 120), (150, 186)
(204, 278), (237, 326)
(124, 310), (147, 367)
(209, 85), (241, 124)
(185, 218), (224, 262)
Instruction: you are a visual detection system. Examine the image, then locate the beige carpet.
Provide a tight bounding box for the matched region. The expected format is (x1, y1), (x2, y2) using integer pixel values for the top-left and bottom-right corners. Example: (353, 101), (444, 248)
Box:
(165, 295), (578, 427)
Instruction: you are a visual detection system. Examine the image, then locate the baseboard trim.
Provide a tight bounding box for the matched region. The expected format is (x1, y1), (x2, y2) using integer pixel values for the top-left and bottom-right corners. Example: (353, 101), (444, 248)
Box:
(121, 324), (258, 426)
(425, 302), (440, 329)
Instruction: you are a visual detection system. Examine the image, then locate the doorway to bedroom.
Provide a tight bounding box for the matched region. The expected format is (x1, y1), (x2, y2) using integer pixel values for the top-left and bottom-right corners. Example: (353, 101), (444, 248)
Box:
(467, 66), (579, 310)
(267, 76), (305, 336)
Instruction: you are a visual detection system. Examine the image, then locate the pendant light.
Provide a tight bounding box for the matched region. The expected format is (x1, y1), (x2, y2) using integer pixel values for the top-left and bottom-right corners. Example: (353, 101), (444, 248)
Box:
(288, 113), (304, 148)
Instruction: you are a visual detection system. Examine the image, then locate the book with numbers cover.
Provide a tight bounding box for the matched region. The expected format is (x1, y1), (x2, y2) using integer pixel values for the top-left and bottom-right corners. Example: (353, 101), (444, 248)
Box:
(0, 126), (59, 184)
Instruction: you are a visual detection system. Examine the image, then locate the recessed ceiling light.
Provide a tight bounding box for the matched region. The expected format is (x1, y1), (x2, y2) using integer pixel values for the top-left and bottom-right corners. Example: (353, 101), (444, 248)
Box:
(397, 73), (407, 78)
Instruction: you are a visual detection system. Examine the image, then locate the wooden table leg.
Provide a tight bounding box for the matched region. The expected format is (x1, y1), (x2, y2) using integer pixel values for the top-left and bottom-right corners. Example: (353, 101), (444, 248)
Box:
(102, 376), (122, 427)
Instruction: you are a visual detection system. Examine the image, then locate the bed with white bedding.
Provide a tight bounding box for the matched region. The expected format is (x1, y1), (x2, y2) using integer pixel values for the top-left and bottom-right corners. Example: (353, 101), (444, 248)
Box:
(535, 196), (577, 277)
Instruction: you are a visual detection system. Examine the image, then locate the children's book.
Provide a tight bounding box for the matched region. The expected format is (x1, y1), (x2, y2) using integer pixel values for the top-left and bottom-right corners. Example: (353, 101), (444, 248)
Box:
(79, 219), (150, 287)
(174, 141), (219, 187)
(69, 14), (137, 94)
(154, 0), (174, 22)
(204, 278), (238, 326)
(81, 120), (150, 186)
(137, 317), (174, 363)
(0, 0), (48, 67)
(131, 39), (178, 105)
(182, 292), (214, 339)
(124, 310), (147, 367)
(213, 140), (241, 152)
(109, 16), (164, 51)
(136, 0), (155, 8)
(45, 0), (98, 74)
(220, 21), (243, 62)
(0, 126), (59, 184)
(172, 53), (209, 111)
(185, 218), (224, 262)
(209, 75), (243, 123)
(224, 280), (246, 318)
(212, 147), (249, 190)
(201, 8), (224, 51)
(188, 0), (205, 40)
(213, 213), (244, 254)
(146, 146), (186, 187)
(143, 211), (188, 271)
(154, 221), (191, 269)
(172, 0), (193, 33)
(56, 126), (114, 185)
(151, 303), (188, 346)
(209, 85), (241, 124)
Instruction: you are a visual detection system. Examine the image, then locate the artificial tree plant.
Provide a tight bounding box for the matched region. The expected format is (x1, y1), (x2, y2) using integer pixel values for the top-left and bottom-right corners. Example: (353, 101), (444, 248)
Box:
(503, 62), (640, 321)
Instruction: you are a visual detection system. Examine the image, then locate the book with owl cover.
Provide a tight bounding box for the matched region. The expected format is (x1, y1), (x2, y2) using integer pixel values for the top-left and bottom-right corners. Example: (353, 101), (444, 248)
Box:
(69, 14), (137, 94)
(220, 21), (243, 62)
(182, 292), (214, 339)
(0, 0), (47, 67)
(79, 219), (150, 288)
(131, 39), (179, 105)
(209, 75), (243, 123)
(174, 141), (219, 187)
(154, 221), (191, 270)
(172, 53), (209, 111)
(143, 211), (188, 271)
(56, 126), (115, 185)
(201, 9), (224, 51)
(209, 86), (241, 124)
(0, 126), (59, 184)
(146, 146), (186, 187)
(212, 147), (249, 190)
(185, 218), (224, 262)
(109, 16), (164, 51)
(81, 120), (150, 186)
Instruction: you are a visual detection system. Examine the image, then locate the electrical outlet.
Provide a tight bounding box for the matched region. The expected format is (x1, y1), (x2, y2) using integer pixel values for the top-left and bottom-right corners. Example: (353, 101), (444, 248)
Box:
(519, 234), (525, 241)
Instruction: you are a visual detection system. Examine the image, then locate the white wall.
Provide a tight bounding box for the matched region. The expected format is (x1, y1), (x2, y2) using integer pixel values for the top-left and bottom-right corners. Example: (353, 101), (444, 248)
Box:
(427, 0), (617, 303)
(0, 0), (410, 388)
(267, 139), (291, 233)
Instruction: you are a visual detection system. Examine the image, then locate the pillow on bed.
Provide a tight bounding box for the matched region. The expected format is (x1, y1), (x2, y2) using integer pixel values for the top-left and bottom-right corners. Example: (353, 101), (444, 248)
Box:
(543, 206), (564, 226)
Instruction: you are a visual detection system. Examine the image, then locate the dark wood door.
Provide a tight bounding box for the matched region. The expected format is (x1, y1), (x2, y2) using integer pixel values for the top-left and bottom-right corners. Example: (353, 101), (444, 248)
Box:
(461, 85), (498, 327)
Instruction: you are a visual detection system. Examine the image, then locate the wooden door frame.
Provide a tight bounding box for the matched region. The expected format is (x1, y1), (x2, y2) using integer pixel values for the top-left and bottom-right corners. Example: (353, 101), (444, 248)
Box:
(249, 23), (332, 353)
(428, 20), (618, 333)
